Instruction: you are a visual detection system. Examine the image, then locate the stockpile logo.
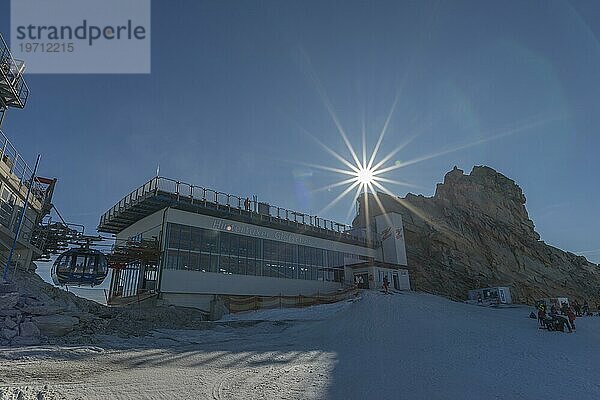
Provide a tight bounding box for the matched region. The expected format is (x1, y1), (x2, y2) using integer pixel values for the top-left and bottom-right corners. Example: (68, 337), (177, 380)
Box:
(10, 0), (151, 73)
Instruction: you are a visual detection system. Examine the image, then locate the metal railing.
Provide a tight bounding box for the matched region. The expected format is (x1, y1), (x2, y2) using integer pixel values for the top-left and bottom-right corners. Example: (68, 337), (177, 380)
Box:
(0, 195), (42, 249)
(100, 176), (373, 245)
(0, 34), (29, 109)
(0, 129), (48, 204)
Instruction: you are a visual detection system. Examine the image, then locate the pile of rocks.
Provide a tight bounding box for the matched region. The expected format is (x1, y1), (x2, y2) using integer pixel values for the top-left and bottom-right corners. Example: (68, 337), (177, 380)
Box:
(1, 268), (207, 347)
(0, 282), (80, 346)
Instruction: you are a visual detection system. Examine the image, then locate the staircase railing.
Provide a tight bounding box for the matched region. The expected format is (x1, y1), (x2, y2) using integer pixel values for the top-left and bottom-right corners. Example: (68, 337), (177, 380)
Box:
(0, 34), (30, 109)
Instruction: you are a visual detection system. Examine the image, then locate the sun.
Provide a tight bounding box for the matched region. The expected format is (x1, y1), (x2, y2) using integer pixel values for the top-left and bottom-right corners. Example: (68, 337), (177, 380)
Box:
(356, 167), (374, 185)
(303, 85), (549, 227)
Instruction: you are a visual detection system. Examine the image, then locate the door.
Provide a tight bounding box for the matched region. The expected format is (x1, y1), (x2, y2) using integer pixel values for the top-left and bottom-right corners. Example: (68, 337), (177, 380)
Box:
(392, 274), (400, 290)
(354, 273), (369, 289)
(499, 288), (506, 303)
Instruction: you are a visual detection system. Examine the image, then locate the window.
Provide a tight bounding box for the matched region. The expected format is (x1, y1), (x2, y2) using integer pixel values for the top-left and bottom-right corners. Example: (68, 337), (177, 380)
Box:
(247, 237), (257, 258)
(179, 226), (192, 250)
(263, 262), (278, 277)
(210, 254), (219, 272)
(166, 250), (178, 269)
(219, 255), (231, 274)
(334, 269), (343, 283)
(74, 255), (86, 273)
(237, 258), (247, 275)
(220, 233), (230, 255)
(178, 251), (190, 270)
(246, 259), (257, 276)
(263, 240), (275, 261)
(200, 253), (210, 272)
(286, 264), (296, 279)
(189, 252), (200, 271)
(239, 236), (248, 257)
(163, 223), (359, 282)
(298, 265), (308, 280)
(85, 256), (96, 274)
(229, 234), (239, 258)
(57, 254), (72, 273)
(298, 246), (306, 265)
(202, 229), (219, 253)
(191, 227), (202, 251)
(168, 224), (181, 249)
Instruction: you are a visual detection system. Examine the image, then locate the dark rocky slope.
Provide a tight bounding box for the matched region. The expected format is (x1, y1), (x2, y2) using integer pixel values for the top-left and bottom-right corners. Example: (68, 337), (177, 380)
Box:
(353, 166), (600, 304)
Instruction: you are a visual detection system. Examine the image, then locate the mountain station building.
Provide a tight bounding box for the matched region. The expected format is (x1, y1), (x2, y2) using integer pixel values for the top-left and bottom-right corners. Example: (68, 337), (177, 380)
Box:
(98, 177), (411, 311)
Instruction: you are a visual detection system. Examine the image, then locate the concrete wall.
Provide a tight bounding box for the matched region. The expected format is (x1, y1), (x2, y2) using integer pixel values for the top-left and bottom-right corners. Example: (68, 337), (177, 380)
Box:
(115, 208), (166, 244)
(161, 269), (342, 297)
(159, 292), (215, 312)
(375, 212), (408, 265)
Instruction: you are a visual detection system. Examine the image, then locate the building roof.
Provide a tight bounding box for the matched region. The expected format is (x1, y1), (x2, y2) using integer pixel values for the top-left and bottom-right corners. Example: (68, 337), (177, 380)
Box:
(98, 176), (378, 248)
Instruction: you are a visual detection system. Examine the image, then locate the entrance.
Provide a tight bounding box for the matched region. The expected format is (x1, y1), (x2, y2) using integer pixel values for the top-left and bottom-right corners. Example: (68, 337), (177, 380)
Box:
(354, 273), (369, 289)
(499, 288), (506, 303)
(392, 274), (400, 290)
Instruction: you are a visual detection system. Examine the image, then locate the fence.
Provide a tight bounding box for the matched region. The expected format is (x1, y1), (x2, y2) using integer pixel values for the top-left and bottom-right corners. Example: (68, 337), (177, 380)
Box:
(0, 129), (46, 204)
(222, 286), (360, 313)
(100, 176), (376, 247)
(0, 33), (29, 109)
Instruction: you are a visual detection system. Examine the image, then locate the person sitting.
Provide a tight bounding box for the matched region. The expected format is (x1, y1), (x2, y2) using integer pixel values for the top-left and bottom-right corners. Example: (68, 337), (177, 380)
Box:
(547, 308), (570, 332)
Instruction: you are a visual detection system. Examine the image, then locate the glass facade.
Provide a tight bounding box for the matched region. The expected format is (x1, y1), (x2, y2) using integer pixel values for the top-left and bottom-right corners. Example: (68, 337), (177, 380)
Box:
(164, 223), (371, 282)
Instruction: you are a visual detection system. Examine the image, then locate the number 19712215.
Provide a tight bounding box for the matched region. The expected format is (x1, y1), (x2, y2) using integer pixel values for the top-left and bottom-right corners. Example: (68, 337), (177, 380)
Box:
(19, 42), (74, 52)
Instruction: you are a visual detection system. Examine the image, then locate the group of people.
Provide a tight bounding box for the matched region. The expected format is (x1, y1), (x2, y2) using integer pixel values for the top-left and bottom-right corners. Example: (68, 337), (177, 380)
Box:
(537, 303), (575, 333)
(570, 299), (596, 317)
(531, 300), (600, 332)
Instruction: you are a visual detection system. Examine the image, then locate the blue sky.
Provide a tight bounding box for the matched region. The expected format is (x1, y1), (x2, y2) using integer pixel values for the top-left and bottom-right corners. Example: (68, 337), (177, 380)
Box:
(1, 0), (599, 262)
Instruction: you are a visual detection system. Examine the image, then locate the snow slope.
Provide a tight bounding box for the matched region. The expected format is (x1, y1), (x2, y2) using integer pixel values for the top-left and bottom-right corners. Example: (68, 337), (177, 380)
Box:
(1, 291), (599, 399)
(225, 291), (600, 399)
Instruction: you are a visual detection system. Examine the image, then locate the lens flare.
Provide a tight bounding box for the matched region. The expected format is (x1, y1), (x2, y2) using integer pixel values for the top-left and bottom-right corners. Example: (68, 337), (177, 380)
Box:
(356, 168), (374, 185)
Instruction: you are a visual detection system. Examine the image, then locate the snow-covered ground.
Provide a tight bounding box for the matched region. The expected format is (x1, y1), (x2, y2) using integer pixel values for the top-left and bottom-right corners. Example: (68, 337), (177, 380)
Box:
(1, 291), (599, 399)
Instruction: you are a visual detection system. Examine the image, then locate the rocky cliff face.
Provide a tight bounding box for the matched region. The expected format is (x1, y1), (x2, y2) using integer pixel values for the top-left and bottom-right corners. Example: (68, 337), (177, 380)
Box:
(353, 166), (600, 304)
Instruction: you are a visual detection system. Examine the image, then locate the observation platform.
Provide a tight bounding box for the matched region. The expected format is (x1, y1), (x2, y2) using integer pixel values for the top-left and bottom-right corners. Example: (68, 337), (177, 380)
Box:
(0, 35), (29, 111)
(98, 176), (377, 248)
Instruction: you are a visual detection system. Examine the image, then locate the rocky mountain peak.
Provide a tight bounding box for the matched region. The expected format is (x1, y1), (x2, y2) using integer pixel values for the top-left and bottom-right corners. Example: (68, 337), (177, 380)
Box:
(353, 165), (599, 303)
(432, 165), (537, 240)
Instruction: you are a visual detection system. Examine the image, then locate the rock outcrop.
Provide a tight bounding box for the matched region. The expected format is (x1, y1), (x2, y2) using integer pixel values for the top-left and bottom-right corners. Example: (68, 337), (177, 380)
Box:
(353, 165), (600, 304)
